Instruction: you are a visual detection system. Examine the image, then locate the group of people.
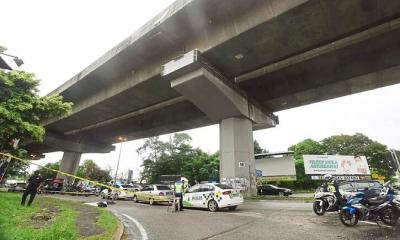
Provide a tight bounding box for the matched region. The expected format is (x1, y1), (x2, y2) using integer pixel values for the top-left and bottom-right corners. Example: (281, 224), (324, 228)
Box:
(20, 171), (189, 211)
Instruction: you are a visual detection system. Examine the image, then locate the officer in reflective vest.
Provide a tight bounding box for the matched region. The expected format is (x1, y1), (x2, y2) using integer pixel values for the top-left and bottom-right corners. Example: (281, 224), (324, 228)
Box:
(175, 180), (184, 211)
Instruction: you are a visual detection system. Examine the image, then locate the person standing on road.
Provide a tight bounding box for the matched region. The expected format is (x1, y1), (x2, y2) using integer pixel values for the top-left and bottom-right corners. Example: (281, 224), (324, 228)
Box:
(21, 170), (44, 206)
(174, 180), (184, 211)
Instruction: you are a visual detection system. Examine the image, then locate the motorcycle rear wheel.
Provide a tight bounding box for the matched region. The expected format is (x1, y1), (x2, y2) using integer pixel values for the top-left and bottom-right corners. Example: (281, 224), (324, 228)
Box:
(380, 206), (399, 226)
(313, 201), (326, 216)
(339, 211), (358, 227)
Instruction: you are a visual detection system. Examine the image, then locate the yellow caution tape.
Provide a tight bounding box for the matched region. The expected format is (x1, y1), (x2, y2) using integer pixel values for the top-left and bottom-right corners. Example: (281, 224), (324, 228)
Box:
(0, 152), (170, 201)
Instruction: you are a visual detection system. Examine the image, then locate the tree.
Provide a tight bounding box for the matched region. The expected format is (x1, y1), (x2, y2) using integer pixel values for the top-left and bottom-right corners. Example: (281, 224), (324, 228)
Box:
(322, 133), (392, 179)
(0, 70), (72, 178)
(136, 136), (165, 162)
(285, 134), (396, 190)
(284, 139), (326, 190)
(77, 160), (111, 183)
(38, 162), (60, 180)
(254, 140), (267, 154)
(138, 133), (219, 184)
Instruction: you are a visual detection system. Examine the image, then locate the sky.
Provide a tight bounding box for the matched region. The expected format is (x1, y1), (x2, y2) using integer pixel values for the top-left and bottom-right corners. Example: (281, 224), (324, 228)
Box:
(1, 0), (400, 180)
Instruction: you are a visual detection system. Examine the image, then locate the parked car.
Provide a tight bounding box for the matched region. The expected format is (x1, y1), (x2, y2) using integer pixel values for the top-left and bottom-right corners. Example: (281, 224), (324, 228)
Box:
(5, 180), (26, 192)
(257, 184), (293, 196)
(184, 183), (243, 212)
(338, 180), (383, 198)
(43, 178), (64, 191)
(100, 184), (137, 200)
(133, 184), (173, 205)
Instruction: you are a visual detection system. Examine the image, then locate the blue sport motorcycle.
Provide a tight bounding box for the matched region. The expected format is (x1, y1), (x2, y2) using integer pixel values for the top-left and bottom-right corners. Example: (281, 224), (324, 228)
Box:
(339, 182), (398, 227)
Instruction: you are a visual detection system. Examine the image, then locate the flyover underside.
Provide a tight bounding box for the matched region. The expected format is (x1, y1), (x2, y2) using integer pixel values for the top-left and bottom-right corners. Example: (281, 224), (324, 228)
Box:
(45, 0), (400, 130)
(239, 24), (400, 111)
(31, 0), (400, 154)
(73, 100), (213, 143)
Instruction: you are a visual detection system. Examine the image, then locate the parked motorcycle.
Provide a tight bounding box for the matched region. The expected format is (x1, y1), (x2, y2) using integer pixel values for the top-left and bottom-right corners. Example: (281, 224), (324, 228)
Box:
(339, 182), (398, 227)
(313, 190), (344, 215)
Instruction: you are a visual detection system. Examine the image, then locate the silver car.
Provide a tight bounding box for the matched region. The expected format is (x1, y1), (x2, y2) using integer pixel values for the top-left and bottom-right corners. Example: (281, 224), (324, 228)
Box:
(133, 184), (173, 205)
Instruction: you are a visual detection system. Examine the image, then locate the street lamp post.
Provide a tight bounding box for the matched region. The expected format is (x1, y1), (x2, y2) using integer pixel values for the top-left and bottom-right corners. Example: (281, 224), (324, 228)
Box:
(113, 137), (127, 185)
(0, 47), (24, 69)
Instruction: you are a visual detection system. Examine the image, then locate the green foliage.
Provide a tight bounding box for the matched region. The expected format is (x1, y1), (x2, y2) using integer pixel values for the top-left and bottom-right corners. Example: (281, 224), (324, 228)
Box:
(284, 133), (397, 190)
(0, 192), (77, 240)
(254, 140), (268, 154)
(138, 133), (219, 184)
(38, 162), (60, 180)
(77, 159), (112, 183)
(277, 139), (325, 190)
(0, 70), (72, 147)
(0, 70), (72, 178)
(322, 133), (393, 179)
(0, 192), (118, 240)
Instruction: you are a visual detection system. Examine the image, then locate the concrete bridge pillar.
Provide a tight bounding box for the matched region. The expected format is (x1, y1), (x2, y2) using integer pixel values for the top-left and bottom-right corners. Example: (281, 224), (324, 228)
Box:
(163, 50), (278, 195)
(220, 117), (256, 195)
(57, 151), (81, 184)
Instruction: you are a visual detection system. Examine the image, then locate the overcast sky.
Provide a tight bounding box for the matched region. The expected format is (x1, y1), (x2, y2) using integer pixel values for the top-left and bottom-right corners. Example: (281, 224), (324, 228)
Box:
(1, 0), (400, 180)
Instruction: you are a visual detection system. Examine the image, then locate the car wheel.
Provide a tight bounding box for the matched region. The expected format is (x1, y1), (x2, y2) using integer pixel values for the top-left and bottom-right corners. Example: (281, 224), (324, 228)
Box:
(133, 195), (138, 203)
(228, 206), (237, 211)
(149, 198), (154, 205)
(278, 192), (284, 197)
(113, 193), (119, 200)
(208, 200), (219, 212)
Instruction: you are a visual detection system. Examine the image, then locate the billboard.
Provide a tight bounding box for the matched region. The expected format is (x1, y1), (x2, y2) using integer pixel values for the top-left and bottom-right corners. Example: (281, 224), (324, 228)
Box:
(303, 155), (371, 175)
(255, 155), (296, 181)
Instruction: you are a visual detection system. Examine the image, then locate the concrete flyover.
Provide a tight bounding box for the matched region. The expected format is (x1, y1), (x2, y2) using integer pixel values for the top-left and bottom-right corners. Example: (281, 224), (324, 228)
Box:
(25, 0), (400, 193)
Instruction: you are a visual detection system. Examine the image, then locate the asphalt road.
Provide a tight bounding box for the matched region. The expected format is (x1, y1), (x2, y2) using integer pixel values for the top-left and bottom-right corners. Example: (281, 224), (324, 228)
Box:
(46, 195), (400, 240)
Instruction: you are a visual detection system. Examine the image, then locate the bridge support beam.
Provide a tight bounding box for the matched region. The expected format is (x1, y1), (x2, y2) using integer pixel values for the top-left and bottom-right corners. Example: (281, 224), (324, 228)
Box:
(57, 151), (82, 184)
(220, 117), (256, 195)
(164, 50), (278, 195)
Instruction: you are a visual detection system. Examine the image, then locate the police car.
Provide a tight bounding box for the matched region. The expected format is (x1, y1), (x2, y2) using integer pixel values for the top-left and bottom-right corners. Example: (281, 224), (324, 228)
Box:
(183, 183), (243, 212)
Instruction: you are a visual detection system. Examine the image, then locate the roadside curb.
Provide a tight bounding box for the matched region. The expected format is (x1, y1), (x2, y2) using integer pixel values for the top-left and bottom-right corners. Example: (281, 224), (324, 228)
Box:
(111, 213), (125, 240)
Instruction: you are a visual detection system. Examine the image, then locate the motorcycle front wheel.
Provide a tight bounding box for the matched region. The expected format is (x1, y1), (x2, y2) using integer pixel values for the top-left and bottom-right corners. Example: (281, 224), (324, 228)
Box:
(339, 211), (358, 227)
(380, 206), (399, 226)
(313, 201), (326, 216)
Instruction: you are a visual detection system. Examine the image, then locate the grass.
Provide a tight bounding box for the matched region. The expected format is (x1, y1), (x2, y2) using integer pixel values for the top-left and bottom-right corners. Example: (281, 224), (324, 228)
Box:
(0, 192), (118, 240)
(86, 209), (118, 240)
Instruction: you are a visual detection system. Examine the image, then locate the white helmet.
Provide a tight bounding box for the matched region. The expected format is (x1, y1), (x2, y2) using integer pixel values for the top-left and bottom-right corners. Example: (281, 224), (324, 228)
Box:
(323, 174), (333, 181)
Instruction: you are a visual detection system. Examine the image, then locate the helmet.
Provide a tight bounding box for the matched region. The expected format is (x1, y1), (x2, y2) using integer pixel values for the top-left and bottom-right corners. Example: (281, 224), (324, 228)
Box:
(323, 174), (333, 181)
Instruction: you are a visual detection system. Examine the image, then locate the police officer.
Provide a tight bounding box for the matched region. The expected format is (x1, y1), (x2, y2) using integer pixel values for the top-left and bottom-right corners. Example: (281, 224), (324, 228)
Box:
(21, 170), (43, 206)
(322, 174), (343, 204)
(174, 180), (184, 211)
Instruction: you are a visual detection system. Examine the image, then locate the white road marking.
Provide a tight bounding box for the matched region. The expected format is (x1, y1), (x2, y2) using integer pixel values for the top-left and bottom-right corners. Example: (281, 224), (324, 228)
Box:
(123, 213), (149, 240)
(359, 221), (377, 225)
(84, 202), (99, 207)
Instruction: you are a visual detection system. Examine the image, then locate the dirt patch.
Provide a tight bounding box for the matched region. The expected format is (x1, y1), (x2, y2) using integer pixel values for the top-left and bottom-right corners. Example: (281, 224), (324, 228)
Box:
(31, 205), (60, 229)
(75, 205), (105, 237)
(30, 201), (105, 238)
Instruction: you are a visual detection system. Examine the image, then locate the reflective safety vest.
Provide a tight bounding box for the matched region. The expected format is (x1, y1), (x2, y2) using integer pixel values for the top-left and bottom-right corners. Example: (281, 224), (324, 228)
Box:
(327, 181), (337, 193)
(175, 182), (183, 194)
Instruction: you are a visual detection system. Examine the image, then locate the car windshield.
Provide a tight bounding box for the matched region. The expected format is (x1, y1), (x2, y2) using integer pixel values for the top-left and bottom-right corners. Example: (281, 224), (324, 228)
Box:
(215, 184), (232, 189)
(156, 185), (171, 190)
(121, 185), (133, 188)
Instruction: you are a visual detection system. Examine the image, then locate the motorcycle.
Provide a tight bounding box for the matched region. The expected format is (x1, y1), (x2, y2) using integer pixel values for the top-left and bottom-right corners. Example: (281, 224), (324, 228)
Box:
(313, 185), (345, 215)
(339, 182), (398, 227)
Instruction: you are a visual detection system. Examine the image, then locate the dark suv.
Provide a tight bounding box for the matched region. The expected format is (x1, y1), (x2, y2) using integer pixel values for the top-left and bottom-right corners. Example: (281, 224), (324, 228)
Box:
(339, 180), (383, 198)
